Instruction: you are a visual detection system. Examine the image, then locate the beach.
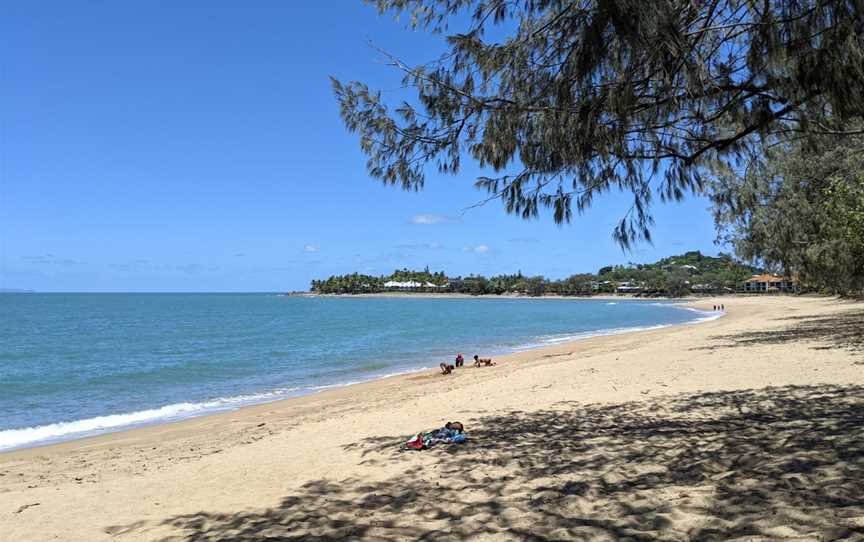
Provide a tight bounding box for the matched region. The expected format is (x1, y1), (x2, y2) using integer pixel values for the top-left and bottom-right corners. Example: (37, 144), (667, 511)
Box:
(2, 295), (862, 540)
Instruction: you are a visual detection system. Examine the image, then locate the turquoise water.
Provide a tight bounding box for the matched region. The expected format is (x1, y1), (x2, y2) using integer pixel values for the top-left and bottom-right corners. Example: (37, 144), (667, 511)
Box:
(0, 294), (716, 450)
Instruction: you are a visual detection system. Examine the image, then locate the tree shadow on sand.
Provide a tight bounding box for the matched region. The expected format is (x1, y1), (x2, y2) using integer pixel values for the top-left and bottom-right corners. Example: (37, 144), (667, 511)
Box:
(695, 308), (864, 353)
(113, 384), (864, 541)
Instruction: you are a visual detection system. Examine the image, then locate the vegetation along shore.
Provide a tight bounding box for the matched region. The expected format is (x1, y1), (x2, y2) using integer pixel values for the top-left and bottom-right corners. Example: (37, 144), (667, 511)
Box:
(309, 250), (797, 297)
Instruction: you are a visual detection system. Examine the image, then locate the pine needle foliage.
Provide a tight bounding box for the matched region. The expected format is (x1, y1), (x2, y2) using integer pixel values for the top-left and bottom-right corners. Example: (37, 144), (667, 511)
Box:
(333, 0), (864, 247)
(712, 132), (864, 296)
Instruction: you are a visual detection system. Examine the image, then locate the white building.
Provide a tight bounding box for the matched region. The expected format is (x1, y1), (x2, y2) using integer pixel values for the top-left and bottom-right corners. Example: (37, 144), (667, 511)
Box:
(383, 280), (423, 289)
(383, 281), (447, 290)
(616, 281), (644, 294)
(743, 274), (799, 293)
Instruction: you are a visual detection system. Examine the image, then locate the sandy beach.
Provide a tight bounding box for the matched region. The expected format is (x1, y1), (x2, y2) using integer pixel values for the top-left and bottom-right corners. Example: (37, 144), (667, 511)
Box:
(2, 295), (862, 541)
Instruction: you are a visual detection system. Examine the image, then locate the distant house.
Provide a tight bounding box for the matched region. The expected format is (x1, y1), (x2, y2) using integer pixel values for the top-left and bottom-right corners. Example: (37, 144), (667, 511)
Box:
(383, 280), (446, 291)
(383, 280), (423, 290)
(743, 274), (799, 293)
(663, 263), (699, 272)
(424, 281), (448, 288)
(616, 281), (644, 294)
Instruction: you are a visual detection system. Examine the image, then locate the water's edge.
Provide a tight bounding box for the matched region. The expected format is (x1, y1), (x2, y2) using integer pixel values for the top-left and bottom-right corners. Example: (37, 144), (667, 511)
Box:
(0, 303), (722, 452)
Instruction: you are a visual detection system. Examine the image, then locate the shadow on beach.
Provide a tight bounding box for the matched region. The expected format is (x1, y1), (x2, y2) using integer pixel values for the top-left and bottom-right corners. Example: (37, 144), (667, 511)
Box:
(114, 383), (864, 541)
(695, 308), (864, 353)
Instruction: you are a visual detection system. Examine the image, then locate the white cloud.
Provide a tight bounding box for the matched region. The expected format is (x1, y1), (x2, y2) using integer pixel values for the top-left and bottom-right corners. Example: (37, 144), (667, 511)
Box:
(463, 244), (490, 254)
(410, 214), (457, 225)
(303, 244), (319, 253)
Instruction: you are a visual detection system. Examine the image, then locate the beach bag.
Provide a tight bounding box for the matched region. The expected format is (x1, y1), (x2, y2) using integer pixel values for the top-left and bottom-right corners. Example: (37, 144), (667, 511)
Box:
(405, 434), (424, 450)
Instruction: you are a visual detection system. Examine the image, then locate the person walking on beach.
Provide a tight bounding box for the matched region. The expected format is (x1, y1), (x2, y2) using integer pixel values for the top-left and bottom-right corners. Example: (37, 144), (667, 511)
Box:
(455, 353), (464, 367)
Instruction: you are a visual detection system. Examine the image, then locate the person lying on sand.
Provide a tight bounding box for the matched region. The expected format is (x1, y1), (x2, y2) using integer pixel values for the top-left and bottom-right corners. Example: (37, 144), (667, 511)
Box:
(440, 362), (455, 375)
(444, 421), (464, 433)
(405, 421), (466, 450)
(473, 355), (495, 367)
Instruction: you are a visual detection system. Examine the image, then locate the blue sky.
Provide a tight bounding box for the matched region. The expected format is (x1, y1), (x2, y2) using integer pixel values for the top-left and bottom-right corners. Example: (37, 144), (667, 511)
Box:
(1, 1), (720, 292)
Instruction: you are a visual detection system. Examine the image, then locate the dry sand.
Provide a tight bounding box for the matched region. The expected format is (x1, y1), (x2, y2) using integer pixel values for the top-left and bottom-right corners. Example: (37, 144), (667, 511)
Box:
(1, 296), (862, 541)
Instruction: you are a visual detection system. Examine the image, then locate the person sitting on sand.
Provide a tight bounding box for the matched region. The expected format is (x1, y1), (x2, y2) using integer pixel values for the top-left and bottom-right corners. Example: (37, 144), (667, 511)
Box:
(473, 354), (495, 367)
(440, 362), (455, 375)
(455, 353), (464, 367)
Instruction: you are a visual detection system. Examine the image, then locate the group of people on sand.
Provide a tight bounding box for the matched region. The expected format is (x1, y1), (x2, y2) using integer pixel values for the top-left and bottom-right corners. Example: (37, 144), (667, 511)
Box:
(440, 353), (495, 375)
(713, 304), (725, 311)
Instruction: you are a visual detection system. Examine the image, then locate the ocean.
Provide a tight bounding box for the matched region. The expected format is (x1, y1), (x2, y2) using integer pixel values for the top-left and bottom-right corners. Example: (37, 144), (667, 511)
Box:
(0, 294), (717, 450)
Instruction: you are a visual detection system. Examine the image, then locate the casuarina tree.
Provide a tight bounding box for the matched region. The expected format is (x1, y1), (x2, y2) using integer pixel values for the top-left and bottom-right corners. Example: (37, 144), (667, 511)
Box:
(333, 0), (864, 247)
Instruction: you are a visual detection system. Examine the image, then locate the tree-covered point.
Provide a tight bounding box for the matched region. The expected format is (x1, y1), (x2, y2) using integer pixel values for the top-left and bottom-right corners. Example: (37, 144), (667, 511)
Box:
(334, 0), (864, 247)
(309, 251), (758, 296)
(310, 267), (448, 294)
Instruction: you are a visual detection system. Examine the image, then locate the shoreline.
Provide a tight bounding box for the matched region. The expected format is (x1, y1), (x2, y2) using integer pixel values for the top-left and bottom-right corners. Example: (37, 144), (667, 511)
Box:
(3, 295), (861, 541)
(0, 299), (720, 453)
(301, 291), (695, 300)
(298, 291), (807, 300)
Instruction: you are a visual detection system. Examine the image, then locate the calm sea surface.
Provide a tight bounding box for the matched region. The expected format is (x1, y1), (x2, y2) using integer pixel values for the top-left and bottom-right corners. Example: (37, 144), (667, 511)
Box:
(0, 294), (715, 450)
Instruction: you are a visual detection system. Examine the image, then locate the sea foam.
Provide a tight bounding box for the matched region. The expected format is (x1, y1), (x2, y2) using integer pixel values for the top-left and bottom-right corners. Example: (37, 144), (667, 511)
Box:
(0, 388), (298, 451)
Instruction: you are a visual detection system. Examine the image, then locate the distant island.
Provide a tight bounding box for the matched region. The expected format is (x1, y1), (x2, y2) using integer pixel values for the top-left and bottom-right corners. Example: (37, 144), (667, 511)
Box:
(0, 288), (35, 293)
(308, 251), (789, 297)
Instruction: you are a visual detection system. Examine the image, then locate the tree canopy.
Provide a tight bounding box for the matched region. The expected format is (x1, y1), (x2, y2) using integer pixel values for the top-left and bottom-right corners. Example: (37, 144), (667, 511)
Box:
(333, 0), (864, 246)
(309, 251), (757, 295)
(712, 132), (864, 295)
